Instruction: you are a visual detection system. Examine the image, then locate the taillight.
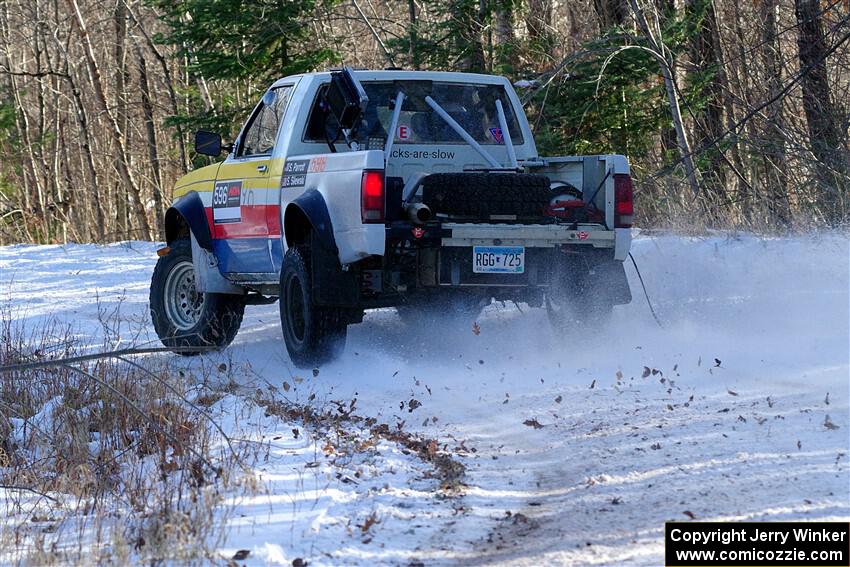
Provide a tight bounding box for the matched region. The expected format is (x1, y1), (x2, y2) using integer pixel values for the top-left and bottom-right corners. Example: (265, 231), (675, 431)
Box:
(614, 174), (634, 228)
(361, 170), (385, 223)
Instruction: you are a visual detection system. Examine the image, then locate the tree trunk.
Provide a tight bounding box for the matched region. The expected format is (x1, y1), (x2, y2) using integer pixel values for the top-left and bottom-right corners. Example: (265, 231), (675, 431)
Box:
(686, 0), (726, 206)
(64, 0), (152, 241)
(794, 0), (848, 223)
(628, 0), (701, 198)
(493, 0), (515, 73)
(760, 0), (791, 228)
(136, 43), (165, 239)
(114, 0), (131, 237)
(594, 0), (628, 29)
(526, 0), (552, 44)
(454, 0), (486, 72)
(408, 0), (420, 69)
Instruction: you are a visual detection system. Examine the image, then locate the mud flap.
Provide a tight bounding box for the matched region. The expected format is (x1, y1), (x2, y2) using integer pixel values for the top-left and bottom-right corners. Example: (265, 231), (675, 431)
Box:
(588, 260), (632, 305)
(191, 232), (244, 295)
(310, 232), (360, 307)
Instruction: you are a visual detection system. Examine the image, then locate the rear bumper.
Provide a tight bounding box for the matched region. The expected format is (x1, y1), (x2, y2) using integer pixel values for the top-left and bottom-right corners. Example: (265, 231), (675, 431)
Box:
(441, 223), (631, 260)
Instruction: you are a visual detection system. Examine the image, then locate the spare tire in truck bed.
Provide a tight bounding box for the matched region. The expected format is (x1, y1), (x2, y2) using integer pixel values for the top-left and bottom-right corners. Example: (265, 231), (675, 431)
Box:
(421, 172), (551, 218)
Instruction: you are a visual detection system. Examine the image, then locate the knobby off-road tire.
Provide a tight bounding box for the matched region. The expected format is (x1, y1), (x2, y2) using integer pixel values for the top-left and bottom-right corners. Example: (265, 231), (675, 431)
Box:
(150, 240), (245, 355)
(279, 245), (348, 368)
(421, 173), (551, 218)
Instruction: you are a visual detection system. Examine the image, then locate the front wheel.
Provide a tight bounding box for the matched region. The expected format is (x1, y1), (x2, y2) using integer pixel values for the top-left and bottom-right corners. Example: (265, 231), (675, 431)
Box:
(150, 240), (245, 354)
(279, 245), (348, 368)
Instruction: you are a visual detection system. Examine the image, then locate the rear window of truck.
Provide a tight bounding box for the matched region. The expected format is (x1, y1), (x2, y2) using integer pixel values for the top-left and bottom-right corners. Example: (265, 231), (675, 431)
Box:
(304, 81), (524, 149)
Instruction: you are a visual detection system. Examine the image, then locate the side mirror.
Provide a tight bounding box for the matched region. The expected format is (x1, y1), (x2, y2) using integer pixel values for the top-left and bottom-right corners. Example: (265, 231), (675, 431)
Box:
(326, 67), (369, 132)
(195, 130), (223, 157)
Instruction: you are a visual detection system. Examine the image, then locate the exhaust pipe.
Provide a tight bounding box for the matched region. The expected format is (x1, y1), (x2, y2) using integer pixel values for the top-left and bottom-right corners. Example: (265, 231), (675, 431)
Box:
(406, 203), (431, 224)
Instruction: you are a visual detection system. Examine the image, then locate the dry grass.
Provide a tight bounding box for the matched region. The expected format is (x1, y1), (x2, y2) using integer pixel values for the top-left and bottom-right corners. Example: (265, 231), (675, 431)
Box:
(0, 304), (259, 565)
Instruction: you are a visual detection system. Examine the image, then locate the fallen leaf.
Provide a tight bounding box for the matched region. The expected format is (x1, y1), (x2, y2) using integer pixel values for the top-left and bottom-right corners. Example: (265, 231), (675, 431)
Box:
(523, 418), (544, 429)
(427, 439), (438, 457)
(824, 415), (840, 430)
(825, 392), (830, 405)
(616, 370), (623, 381)
(650, 443), (661, 450)
(218, 363), (227, 372)
(797, 440), (802, 450)
(727, 388), (738, 396)
(283, 382), (290, 392)
(589, 379), (596, 389)
(312, 368), (320, 377)
(555, 395), (563, 404)
(292, 559), (307, 567)
(408, 399), (421, 412)
(714, 358), (722, 367)
(767, 396), (774, 408)
(683, 510), (696, 519)
(642, 367), (651, 378)
(361, 512), (380, 533)
(472, 321), (481, 336)
(232, 549), (250, 560)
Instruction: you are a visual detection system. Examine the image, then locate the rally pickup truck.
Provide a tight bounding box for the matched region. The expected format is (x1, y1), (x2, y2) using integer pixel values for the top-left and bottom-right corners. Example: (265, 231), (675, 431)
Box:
(149, 68), (633, 367)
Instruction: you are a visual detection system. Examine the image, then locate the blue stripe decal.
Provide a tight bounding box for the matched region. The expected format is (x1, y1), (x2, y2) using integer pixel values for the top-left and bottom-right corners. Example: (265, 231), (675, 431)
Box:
(213, 238), (274, 274)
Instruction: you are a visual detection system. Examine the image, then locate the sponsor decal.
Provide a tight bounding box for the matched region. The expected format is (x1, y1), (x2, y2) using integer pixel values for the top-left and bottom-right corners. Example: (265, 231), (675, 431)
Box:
(389, 148), (455, 160)
(411, 227), (425, 239)
(212, 180), (242, 224)
(397, 124), (412, 141)
(489, 127), (504, 144)
(282, 159), (310, 188)
(578, 231), (589, 240)
(308, 156), (327, 173)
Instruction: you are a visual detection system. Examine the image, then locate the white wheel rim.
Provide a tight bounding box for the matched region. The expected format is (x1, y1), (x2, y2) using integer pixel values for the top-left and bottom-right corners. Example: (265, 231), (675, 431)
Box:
(164, 261), (205, 331)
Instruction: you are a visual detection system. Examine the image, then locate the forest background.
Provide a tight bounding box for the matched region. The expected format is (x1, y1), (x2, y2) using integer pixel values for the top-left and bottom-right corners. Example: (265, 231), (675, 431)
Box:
(0, 0), (848, 243)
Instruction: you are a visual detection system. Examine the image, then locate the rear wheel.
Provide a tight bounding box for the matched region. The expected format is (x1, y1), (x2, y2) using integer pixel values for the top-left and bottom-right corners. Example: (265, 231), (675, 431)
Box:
(150, 240), (245, 354)
(545, 260), (613, 330)
(279, 245), (348, 368)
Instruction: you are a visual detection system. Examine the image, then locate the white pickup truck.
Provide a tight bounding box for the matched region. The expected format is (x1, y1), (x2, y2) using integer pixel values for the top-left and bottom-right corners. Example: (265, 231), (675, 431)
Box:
(149, 68), (633, 367)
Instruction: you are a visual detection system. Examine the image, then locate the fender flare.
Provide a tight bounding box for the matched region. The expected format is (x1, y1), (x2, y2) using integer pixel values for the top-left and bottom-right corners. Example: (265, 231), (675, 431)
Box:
(165, 191), (212, 250)
(283, 190), (336, 252)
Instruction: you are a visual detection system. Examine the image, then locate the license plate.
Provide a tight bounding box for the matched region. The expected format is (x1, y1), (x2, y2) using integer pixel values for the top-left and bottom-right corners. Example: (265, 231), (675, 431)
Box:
(472, 246), (525, 274)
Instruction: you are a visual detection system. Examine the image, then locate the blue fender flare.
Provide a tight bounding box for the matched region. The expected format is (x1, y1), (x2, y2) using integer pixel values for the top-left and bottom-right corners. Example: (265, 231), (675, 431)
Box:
(283, 190), (337, 252)
(165, 191), (212, 250)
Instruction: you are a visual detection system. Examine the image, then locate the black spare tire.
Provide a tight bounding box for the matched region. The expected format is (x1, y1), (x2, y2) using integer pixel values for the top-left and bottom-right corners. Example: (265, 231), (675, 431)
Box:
(421, 172), (551, 218)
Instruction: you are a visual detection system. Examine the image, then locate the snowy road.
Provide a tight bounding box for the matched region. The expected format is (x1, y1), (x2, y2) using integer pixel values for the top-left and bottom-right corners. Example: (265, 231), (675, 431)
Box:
(2, 233), (848, 565)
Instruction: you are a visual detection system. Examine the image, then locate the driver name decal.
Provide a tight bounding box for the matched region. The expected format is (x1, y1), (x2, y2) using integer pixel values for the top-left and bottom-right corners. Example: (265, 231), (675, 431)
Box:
(212, 180), (242, 224)
(282, 159), (310, 188)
